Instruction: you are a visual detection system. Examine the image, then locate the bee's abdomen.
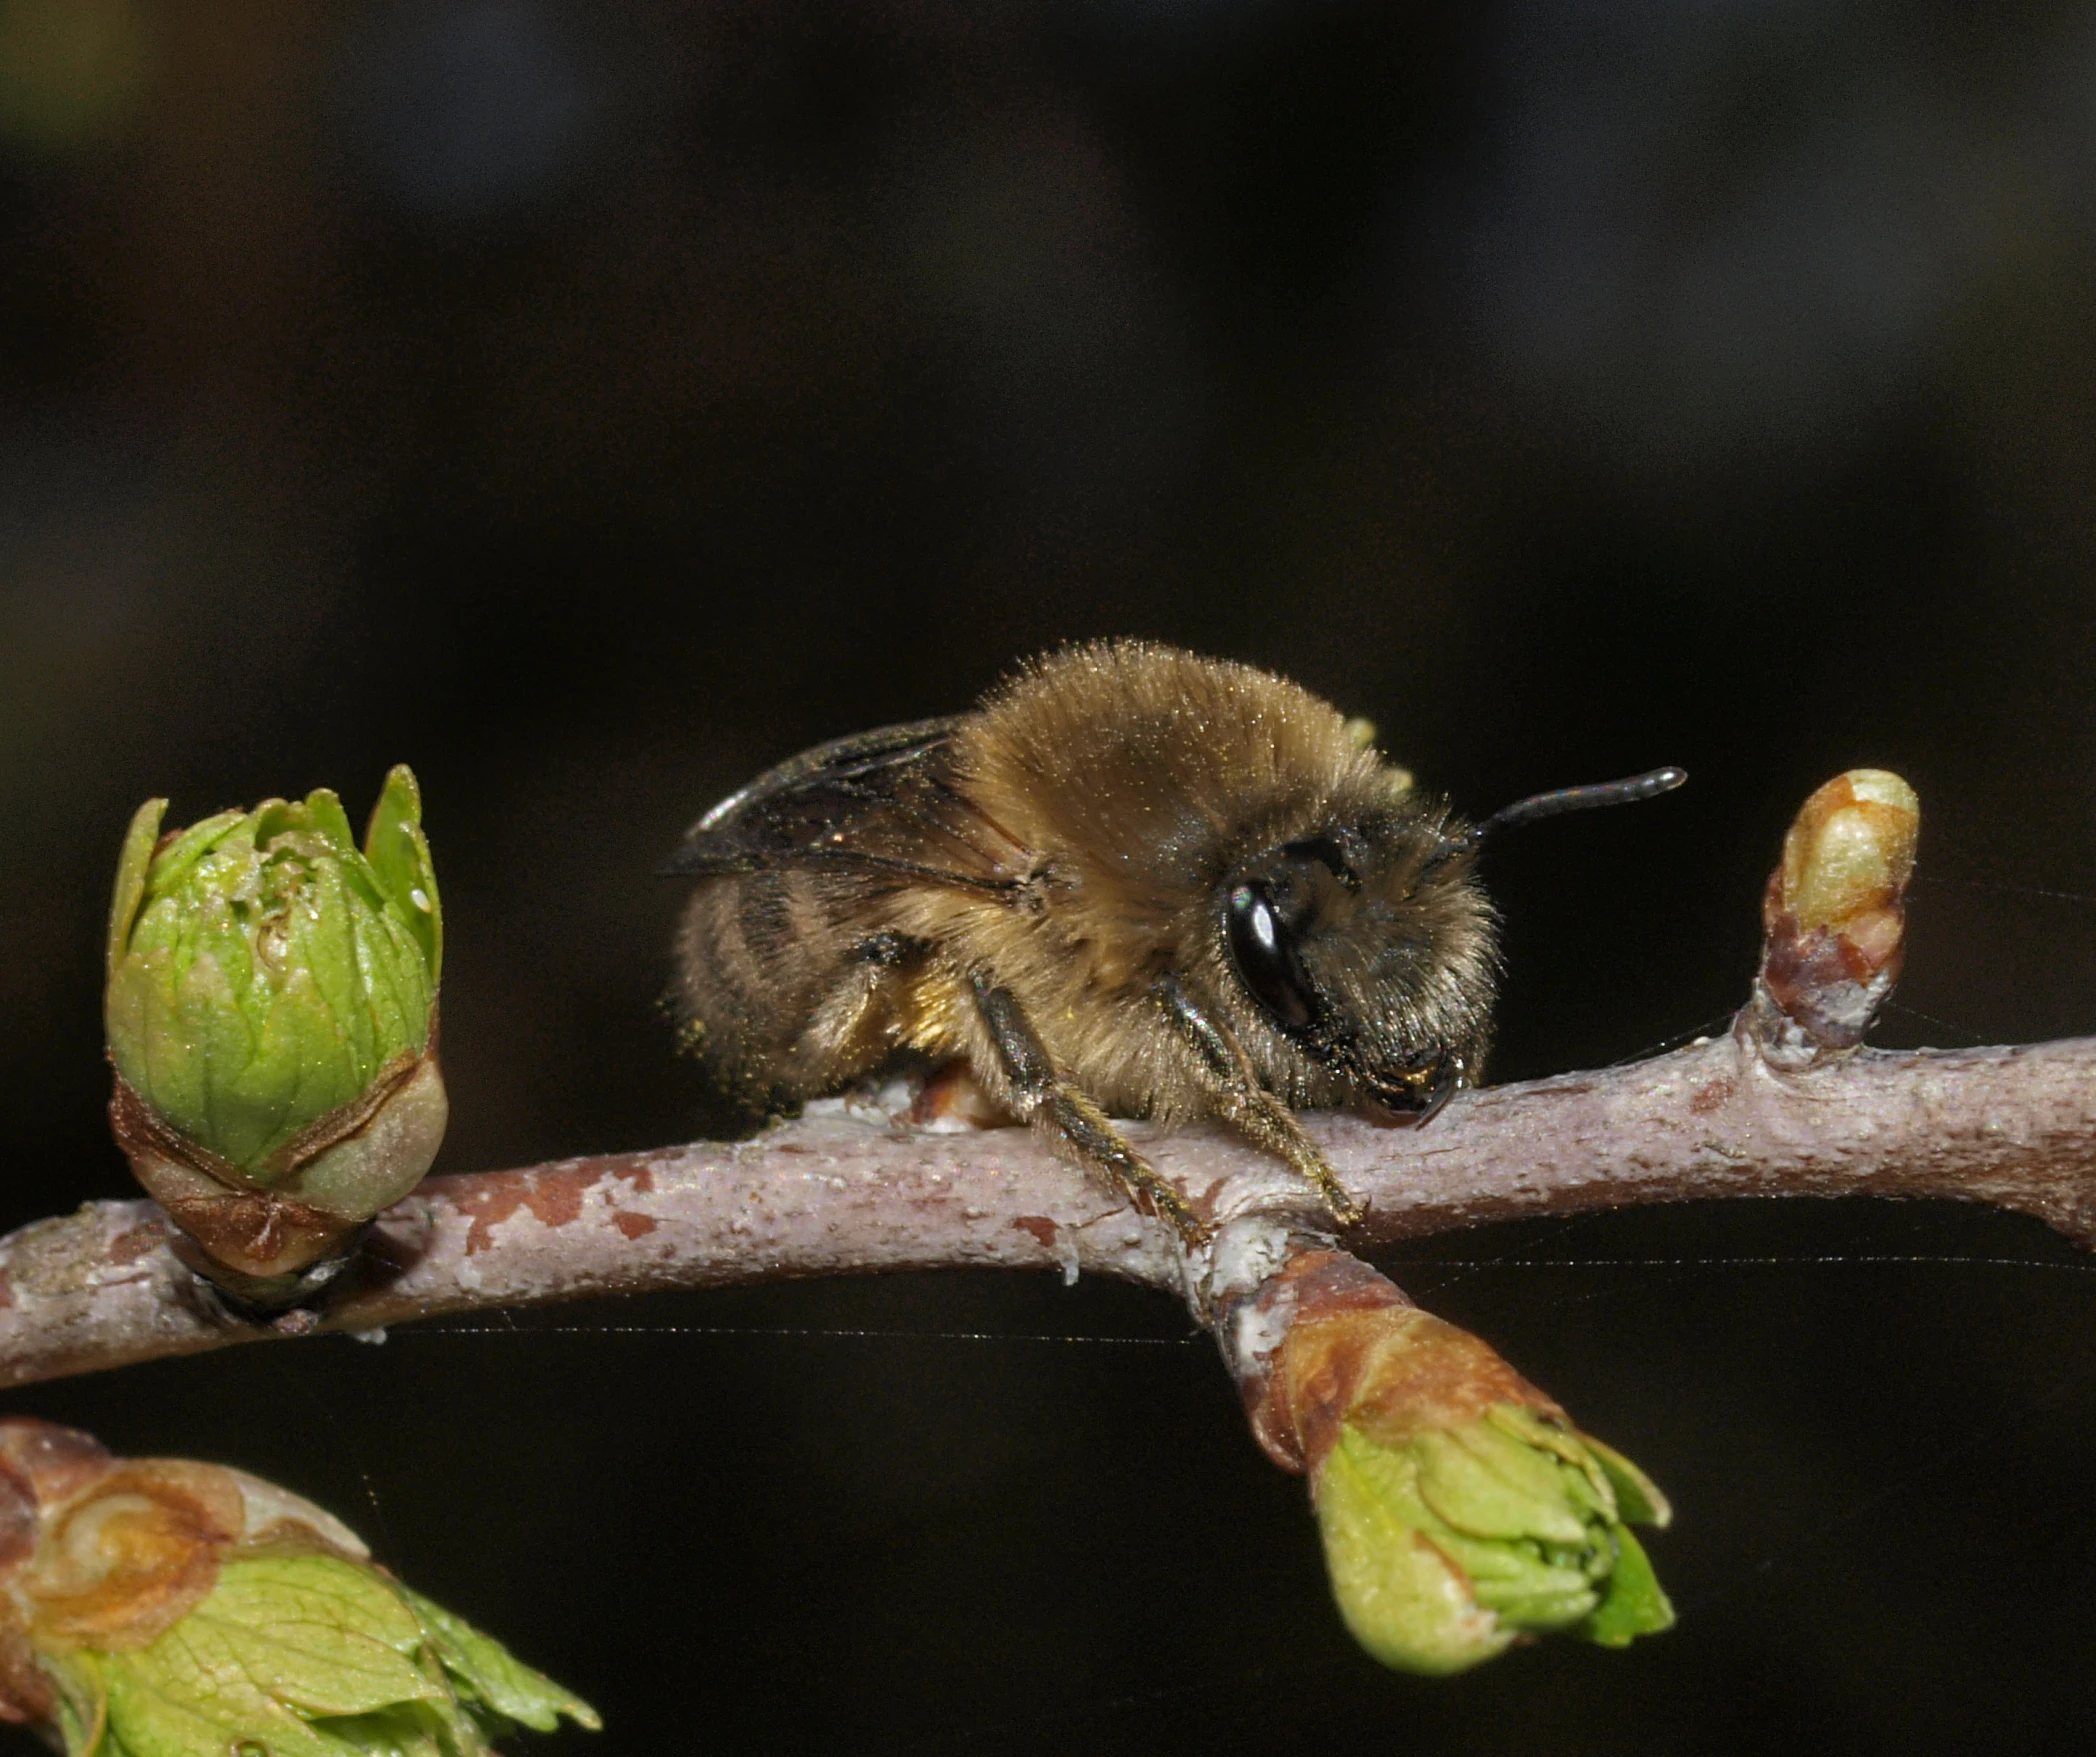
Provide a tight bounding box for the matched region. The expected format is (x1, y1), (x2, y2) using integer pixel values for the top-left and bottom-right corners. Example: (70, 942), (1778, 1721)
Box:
(672, 868), (884, 1112)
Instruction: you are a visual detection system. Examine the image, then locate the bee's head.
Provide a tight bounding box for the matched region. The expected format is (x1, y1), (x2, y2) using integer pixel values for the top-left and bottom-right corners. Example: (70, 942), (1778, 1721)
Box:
(1215, 809), (1495, 1113)
(1213, 766), (1685, 1112)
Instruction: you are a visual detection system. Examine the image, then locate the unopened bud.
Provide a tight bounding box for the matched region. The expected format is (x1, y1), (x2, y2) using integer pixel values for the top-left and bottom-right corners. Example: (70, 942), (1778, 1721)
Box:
(103, 767), (447, 1309)
(1754, 768), (1920, 1064)
(1244, 1255), (1674, 1675)
(1316, 1404), (1673, 1673)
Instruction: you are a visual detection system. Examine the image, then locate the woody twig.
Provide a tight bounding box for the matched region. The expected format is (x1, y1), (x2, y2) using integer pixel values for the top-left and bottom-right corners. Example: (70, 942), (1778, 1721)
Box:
(0, 768), (2085, 1401)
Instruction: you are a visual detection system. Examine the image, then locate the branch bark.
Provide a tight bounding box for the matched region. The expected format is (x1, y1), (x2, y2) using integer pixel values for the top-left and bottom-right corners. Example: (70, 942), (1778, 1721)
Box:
(4, 1023), (2093, 1389)
(3, 766), (2091, 1391)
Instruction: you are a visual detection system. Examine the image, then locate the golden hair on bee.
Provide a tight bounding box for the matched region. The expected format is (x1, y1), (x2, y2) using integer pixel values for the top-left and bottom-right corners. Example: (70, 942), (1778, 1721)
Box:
(667, 640), (1682, 1240)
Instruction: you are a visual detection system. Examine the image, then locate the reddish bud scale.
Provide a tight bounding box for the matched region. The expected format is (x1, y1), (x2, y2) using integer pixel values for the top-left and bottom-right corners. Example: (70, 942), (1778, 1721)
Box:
(0, 1418), (366, 1723)
(1221, 1248), (1561, 1475)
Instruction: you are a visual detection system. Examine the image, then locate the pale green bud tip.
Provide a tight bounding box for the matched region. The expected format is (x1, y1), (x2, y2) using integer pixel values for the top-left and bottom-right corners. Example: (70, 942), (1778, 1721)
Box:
(103, 769), (444, 1179)
(1316, 1406), (1674, 1675)
(365, 763), (443, 982)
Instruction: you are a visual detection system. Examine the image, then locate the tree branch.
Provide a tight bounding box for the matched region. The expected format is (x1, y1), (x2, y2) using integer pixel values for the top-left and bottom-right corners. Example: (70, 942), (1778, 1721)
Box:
(3, 1024), (2092, 1390)
(3, 767), (2091, 1390)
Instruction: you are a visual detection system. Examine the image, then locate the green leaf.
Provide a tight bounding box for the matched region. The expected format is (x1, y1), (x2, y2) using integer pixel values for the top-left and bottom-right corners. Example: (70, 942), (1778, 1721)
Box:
(363, 766), (441, 983)
(1582, 1433), (1673, 1528)
(99, 1555), (448, 1757)
(172, 949), (252, 1156)
(241, 968), (358, 1174)
(37, 1648), (109, 1757)
(1466, 1572), (1602, 1629)
(103, 1647), (346, 1757)
(400, 1586), (602, 1734)
(308, 1703), (458, 1757)
(1579, 1526), (1677, 1647)
(36, 1543), (596, 1755)
(107, 798), (167, 977)
(293, 856), (378, 1079)
(1316, 1413), (1676, 1675)
(1428, 1526), (1603, 1632)
(194, 1556), (439, 1711)
(300, 789), (360, 858)
(1316, 1426), (1514, 1675)
(140, 809), (247, 902)
(104, 943), (175, 1110)
(346, 905), (433, 1064)
(1414, 1423), (1591, 1544)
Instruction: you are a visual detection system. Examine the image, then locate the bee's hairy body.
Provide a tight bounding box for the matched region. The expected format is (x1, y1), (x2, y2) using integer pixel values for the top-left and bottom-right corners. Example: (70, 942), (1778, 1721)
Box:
(670, 642), (1498, 1239)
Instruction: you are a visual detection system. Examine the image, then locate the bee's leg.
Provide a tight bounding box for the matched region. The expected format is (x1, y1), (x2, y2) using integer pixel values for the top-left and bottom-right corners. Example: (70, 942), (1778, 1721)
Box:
(968, 975), (1209, 1243)
(801, 933), (928, 1074)
(1152, 974), (1363, 1229)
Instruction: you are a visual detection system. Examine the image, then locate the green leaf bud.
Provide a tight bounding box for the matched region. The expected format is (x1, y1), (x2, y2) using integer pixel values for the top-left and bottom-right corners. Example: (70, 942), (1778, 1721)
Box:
(1232, 1248), (1675, 1678)
(1315, 1406), (1674, 1675)
(103, 771), (448, 1300)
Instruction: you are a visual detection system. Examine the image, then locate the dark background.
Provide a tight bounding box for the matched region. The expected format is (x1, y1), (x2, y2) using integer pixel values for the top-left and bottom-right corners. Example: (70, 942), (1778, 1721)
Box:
(6, 1), (2096, 1750)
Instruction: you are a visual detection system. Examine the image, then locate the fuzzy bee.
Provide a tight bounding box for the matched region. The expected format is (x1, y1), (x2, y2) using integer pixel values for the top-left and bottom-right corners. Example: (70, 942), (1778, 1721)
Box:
(668, 642), (1681, 1241)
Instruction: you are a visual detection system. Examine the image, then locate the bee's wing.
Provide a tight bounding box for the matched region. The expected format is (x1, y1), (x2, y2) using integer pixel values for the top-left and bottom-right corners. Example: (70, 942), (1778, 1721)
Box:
(664, 716), (1018, 893)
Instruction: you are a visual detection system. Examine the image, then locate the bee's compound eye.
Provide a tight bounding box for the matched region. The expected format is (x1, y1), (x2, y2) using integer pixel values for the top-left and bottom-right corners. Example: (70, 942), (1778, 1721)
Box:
(1225, 882), (1317, 1030)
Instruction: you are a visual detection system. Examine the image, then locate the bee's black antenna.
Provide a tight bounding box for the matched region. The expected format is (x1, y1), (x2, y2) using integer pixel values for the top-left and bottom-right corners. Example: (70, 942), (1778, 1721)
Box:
(1449, 765), (1687, 858)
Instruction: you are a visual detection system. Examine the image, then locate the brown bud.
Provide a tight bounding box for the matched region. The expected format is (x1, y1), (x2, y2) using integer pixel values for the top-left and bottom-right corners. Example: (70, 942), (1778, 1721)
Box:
(1752, 769), (1920, 1065)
